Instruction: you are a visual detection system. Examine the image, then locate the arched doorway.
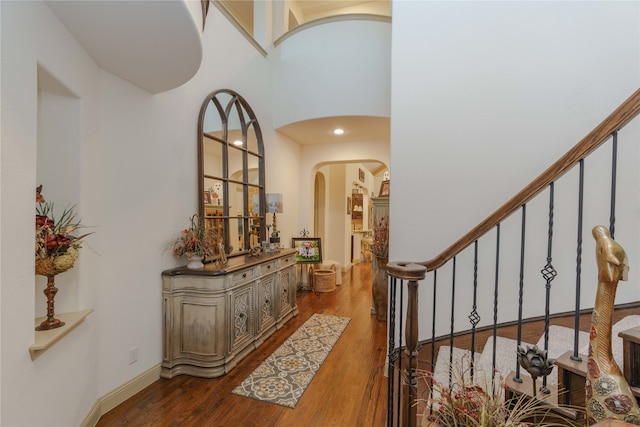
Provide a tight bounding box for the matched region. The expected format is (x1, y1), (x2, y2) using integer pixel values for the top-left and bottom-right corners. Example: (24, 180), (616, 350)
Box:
(312, 161), (387, 270)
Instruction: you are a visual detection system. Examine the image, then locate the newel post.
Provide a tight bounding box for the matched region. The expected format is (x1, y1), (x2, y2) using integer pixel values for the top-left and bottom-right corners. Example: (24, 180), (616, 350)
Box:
(387, 261), (427, 427)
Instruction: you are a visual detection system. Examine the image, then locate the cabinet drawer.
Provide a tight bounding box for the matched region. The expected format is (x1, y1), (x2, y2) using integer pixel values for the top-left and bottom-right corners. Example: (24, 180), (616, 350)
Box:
(261, 260), (277, 275)
(279, 254), (296, 269)
(232, 267), (256, 285)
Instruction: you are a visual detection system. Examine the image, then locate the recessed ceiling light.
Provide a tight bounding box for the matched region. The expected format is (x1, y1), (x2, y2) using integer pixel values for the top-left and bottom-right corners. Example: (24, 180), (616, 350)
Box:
(333, 128), (344, 135)
(233, 140), (243, 146)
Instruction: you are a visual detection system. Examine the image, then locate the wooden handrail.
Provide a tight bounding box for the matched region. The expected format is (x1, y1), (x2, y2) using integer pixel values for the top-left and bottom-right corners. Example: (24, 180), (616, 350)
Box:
(418, 89), (640, 272)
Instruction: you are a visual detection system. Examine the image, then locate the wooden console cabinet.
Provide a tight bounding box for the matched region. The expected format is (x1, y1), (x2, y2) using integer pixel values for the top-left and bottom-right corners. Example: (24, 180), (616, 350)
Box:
(161, 249), (298, 379)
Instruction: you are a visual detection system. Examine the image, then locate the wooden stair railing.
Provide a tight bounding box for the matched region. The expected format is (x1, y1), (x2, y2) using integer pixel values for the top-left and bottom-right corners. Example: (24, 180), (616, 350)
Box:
(386, 88), (640, 427)
(417, 88), (640, 273)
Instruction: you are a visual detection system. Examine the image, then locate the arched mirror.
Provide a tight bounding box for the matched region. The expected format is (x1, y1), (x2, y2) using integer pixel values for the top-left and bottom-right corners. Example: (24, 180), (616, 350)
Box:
(198, 89), (265, 256)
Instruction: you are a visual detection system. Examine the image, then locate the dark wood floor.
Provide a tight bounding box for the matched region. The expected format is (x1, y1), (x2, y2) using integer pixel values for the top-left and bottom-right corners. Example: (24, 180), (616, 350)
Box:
(97, 263), (389, 427)
(96, 262), (639, 427)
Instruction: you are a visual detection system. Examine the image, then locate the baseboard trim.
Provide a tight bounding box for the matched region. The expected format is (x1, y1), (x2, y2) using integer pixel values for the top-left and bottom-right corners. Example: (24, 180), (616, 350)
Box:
(81, 363), (161, 427)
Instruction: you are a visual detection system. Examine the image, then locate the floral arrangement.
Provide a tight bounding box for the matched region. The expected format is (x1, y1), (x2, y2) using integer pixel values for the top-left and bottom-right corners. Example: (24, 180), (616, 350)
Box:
(372, 216), (388, 258)
(170, 214), (219, 259)
(35, 185), (93, 276)
(420, 356), (573, 426)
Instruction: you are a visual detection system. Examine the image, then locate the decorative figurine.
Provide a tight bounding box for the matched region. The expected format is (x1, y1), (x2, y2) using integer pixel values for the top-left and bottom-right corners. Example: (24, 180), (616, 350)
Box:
(249, 245), (261, 257)
(516, 344), (555, 397)
(585, 226), (640, 425)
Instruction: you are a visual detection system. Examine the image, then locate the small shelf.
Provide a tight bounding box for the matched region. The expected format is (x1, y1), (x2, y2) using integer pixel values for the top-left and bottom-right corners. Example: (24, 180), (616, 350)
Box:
(30, 309), (94, 360)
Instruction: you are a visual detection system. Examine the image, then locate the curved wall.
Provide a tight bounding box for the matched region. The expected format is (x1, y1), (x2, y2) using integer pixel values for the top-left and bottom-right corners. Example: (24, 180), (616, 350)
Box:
(271, 16), (391, 128)
(47, 0), (203, 94)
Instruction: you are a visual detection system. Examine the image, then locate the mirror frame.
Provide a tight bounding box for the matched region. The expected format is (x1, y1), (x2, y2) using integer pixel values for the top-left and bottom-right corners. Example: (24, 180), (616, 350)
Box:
(197, 89), (266, 256)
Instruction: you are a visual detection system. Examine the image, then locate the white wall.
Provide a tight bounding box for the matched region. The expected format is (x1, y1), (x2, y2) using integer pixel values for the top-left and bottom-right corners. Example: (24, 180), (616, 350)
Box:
(326, 164), (348, 266)
(0, 2), (301, 426)
(272, 18), (390, 128)
(1, 2), (102, 425)
(390, 1), (640, 338)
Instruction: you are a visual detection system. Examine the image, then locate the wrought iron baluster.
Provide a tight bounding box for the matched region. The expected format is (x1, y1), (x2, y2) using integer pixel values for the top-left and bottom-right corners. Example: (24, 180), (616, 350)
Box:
(449, 257), (456, 388)
(387, 276), (398, 426)
(469, 241), (480, 380)
(397, 279), (404, 426)
(492, 223), (500, 391)
(610, 131), (618, 238)
(572, 160), (585, 362)
(514, 204), (526, 382)
(429, 270), (437, 413)
(431, 270), (438, 375)
(540, 182), (556, 394)
(405, 278), (420, 427)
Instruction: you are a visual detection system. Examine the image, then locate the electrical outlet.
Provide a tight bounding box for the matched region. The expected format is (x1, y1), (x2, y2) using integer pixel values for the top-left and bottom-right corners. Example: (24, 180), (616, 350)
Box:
(128, 346), (139, 365)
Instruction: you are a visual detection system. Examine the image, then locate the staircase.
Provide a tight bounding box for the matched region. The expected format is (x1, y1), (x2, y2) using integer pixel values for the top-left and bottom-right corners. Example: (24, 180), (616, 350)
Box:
(386, 89), (640, 427)
(431, 315), (640, 425)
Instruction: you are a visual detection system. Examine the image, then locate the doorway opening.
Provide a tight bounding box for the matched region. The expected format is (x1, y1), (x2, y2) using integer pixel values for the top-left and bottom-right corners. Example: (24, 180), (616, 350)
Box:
(312, 161), (387, 272)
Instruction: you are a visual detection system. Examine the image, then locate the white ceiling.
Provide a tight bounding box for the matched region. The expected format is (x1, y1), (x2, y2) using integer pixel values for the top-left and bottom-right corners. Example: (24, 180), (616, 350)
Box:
(296, 0), (380, 17)
(277, 116), (389, 145)
(277, 116), (389, 174)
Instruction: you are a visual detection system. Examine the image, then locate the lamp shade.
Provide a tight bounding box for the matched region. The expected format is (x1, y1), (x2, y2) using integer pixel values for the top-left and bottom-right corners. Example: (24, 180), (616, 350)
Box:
(266, 193), (283, 213)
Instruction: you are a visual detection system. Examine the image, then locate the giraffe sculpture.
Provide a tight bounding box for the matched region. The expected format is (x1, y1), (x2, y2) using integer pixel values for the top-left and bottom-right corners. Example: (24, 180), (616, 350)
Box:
(586, 226), (640, 425)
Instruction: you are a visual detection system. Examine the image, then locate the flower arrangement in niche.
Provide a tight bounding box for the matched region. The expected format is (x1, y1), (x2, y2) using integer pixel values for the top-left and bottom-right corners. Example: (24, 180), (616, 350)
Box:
(35, 185), (93, 276)
(35, 185), (93, 330)
(170, 214), (220, 266)
(372, 216), (388, 258)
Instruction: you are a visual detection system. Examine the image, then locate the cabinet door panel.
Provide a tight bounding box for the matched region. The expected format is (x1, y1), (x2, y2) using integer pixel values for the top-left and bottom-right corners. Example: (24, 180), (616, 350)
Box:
(178, 297), (225, 357)
(279, 265), (295, 320)
(258, 274), (276, 332)
(230, 283), (254, 353)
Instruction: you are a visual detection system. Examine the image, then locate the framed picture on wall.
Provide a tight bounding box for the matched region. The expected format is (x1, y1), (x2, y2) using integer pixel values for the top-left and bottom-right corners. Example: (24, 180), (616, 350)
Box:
(203, 191), (212, 205)
(292, 238), (323, 263)
(347, 197), (352, 215)
(359, 168), (365, 182)
(379, 180), (390, 197)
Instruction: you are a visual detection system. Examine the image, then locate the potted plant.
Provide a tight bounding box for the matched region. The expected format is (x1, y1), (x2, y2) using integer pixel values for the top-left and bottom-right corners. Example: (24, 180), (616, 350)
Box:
(170, 214), (219, 269)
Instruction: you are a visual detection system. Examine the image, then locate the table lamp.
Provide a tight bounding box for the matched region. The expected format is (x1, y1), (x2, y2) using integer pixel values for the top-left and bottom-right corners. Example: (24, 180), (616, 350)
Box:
(266, 193), (283, 241)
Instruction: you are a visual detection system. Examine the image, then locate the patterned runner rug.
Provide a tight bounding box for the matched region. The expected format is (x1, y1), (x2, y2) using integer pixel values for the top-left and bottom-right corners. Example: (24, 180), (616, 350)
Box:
(232, 313), (351, 408)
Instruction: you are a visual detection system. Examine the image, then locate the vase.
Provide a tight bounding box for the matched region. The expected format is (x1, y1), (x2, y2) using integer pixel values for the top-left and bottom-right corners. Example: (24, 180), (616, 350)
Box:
(373, 256), (389, 322)
(187, 255), (204, 269)
(36, 274), (65, 331)
(35, 252), (77, 331)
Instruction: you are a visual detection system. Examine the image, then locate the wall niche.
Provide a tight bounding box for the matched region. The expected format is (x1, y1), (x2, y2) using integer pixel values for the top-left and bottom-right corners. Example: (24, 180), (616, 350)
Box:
(34, 66), (90, 355)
